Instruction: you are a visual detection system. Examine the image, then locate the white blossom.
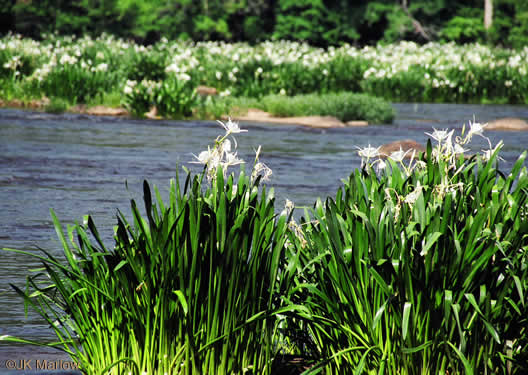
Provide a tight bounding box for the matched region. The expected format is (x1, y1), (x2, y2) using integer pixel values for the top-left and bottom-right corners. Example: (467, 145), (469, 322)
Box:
(467, 119), (487, 139)
(357, 144), (381, 160)
(217, 118), (247, 135)
(389, 147), (411, 163)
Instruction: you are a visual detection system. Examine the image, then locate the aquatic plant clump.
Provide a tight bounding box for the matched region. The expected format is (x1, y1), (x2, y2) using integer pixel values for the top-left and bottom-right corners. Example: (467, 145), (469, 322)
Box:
(288, 120), (528, 373)
(1, 120), (299, 375)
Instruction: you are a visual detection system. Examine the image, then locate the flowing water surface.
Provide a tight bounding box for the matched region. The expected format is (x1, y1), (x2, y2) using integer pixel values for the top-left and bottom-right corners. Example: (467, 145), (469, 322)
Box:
(1, 103), (528, 373)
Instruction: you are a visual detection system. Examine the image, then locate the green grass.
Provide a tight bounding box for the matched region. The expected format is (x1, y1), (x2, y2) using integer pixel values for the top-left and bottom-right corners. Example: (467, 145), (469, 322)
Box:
(86, 89), (124, 108)
(44, 97), (69, 113)
(258, 92), (395, 123)
(204, 92), (395, 124)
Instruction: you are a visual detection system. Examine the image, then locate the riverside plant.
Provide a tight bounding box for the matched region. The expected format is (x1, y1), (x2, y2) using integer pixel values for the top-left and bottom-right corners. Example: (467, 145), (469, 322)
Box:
(1, 34), (528, 106)
(286, 120), (528, 374)
(123, 75), (198, 118)
(1, 119), (301, 375)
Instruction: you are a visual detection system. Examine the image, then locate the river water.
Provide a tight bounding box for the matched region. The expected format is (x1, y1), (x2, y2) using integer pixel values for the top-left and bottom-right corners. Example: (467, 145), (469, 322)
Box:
(1, 103), (528, 373)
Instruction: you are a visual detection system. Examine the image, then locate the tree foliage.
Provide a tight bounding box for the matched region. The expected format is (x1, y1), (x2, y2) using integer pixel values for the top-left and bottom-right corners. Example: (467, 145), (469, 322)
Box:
(4, 0), (528, 48)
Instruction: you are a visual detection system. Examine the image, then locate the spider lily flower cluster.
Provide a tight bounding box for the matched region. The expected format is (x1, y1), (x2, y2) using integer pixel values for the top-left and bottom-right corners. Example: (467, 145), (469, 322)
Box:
(357, 120), (504, 213)
(191, 118), (272, 184)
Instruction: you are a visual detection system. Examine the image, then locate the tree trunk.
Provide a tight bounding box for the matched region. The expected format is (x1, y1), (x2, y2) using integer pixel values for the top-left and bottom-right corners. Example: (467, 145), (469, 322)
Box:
(484, 0), (493, 29)
(401, 0), (431, 41)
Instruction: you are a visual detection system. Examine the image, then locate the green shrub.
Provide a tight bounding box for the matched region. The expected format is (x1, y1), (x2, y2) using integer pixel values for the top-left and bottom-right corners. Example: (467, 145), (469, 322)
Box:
(126, 50), (167, 82)
(35, 64), (118, 103)
(44, 96), (69, 113)
(123, 77), (199, 118)
(122, 79), (159, 117)
(256, 92), (395, 123)
(155, 77), (198, 118)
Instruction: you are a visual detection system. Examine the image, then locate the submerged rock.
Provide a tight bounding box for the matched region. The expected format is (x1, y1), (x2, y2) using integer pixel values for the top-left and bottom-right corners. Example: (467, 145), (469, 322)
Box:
(346, 120), (369, 127)
(70, 105), (129, 116)
(486, 118), (528, 131)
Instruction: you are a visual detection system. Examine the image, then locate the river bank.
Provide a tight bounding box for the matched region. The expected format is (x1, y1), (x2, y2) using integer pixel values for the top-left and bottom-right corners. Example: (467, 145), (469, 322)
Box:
(0, 96), (374, 128)
(2, 96), (528, 131)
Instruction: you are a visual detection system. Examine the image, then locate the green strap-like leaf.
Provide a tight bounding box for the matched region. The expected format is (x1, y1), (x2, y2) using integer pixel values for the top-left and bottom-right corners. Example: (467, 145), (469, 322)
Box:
(402, 301), (412, 340)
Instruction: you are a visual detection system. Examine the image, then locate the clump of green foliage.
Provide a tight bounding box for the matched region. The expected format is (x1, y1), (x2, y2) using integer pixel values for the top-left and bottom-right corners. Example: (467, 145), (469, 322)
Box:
(122, 77), (198, 118)
(286, 127), (528, 373)
(2, 121), (294, 374)
(44, 97), (68, 113)
(206, 92), (395, 124)
(258, 92), (395, 123)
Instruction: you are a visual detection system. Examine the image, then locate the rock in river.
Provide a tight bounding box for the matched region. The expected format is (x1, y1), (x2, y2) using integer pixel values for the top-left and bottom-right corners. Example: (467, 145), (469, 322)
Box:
(486, 118), (528, 131)
(379, 139), (426, 158)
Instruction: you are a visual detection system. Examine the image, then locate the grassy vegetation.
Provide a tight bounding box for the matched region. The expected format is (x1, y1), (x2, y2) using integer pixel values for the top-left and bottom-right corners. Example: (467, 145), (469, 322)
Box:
(2, 34), (528, 123)
(3, 120), (528, 374)
(200, 92), (395, 124)
(258, 92), (395, 123)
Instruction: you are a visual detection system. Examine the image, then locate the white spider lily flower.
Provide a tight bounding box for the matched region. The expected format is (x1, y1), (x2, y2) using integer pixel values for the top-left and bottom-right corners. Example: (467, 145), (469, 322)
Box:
(281, 199), (295, 216)
(389, 147), (411, 163)
(357, 144), (381, 159)
(252, 162), (273, 182)
(191, 147), (222, 173)
(123, 85), (133, 95)
(191, 147), (215, 165)
(377, 159), (387, 172)
(219, 138), (231, 153)
(222, 151), (244, 168)
(414, 160), (427, 170)
(443, 129), (455, 153)
(425, 128), (451, 144)
(453, 143), (468, 155)
(95, 62), (108, 72)
(482, 140), (504, 161)
(467, 120), (486, 139)
(217, 118), (247, 135)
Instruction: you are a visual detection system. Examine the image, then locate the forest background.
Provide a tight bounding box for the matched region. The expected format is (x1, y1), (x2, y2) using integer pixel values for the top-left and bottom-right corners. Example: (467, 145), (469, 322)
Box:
(1, 0), (527, 49)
